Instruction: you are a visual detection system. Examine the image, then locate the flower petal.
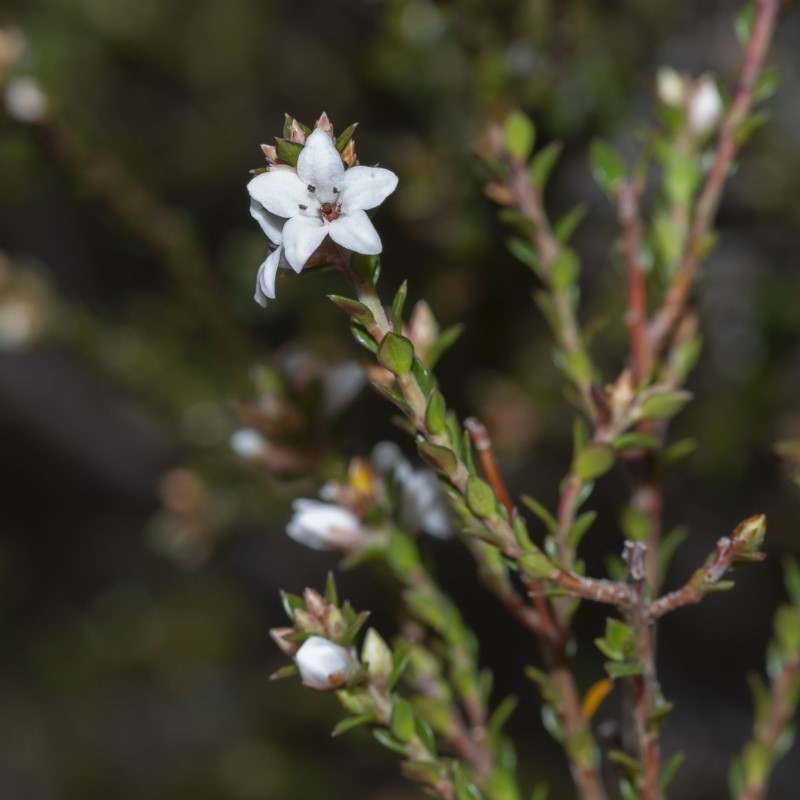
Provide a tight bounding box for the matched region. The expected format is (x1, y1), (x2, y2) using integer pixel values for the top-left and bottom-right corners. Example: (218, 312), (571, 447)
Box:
(248, 170), (310, 219)
(328, 209), (382, 255)
(254, 246), (284, 306)
(250, 199), (284, 244)
(342, 166), (399, 211)
(282, 215), (329, 272)
(297, 129), (345, 194)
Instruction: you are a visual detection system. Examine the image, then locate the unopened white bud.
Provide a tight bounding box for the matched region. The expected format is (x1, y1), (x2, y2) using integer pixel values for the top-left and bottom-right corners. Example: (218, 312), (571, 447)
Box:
(688, 77), (723, 138)
(286, 499), (367, 551)
(656, 66), (686, 108)
(295, 636), (357, 691)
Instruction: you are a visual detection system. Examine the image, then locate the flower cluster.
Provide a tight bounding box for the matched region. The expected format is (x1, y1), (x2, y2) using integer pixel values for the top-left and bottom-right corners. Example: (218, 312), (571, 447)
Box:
(285, 442), (452, 553)
(247, 114), (398, 306)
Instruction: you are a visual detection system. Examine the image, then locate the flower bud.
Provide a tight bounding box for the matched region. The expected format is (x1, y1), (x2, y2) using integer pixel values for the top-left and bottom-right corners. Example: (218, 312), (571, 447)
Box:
(294, 636), (358, 691)
(656, 66), (686, 108)
(286, 499), (368, 551)
(688, 76), (723, 139)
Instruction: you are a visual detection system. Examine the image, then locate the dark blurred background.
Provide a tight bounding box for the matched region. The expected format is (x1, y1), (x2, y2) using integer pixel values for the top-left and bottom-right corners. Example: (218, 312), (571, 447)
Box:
(0, 0), (799, 798)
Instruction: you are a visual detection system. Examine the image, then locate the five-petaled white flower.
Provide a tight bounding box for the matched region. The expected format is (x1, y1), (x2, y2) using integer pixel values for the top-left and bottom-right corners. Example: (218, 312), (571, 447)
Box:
(286, 499), (368, 551)
(248, 128), (398, 276)
(294, 636), (358, 691)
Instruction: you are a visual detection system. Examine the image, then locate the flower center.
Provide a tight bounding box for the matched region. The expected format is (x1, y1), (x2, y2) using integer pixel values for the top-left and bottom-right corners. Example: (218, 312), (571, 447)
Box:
(320, 200), (341, 223)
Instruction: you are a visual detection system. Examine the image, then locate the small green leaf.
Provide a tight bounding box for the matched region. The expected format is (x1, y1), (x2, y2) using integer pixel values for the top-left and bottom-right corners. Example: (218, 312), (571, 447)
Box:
(486, 770), (522, 800)
(620, 504), (651, 542)
(503, 111), (536, 160)
(466, 476), (498, 519)
(755, 66), (780, 104)
(373, 728), (409, 756)
(590, 139), (627, 196)
(567, 511), (597, 549)
(551, 248), (580, 291)
(332, 712), (376, 736)
(574, 443), (615, 481)
(329, 294), (375, 324)
(605, 661), (644, 679)
(775, 606), (800, 655)
(529, 141), (563, 190)
(390, 697), (417, 742)
(554, 204), (587, 243)
(351, 319), (378, 352)
(488, 695), (519, 738)
(425, 388), (447, 435)
(735, 3), (756, 44)
(634, 389), (692, 421)
(390, 642), (411, 690)
(401, 759), (445, 788)
(521, 495), (558, 534)
(612, 432), (658, 451)
(377, 332), (414, 376)
(417, 440), (458, 474)
(412, 356), (435, 396)
(658, 526), (688, 578)
(392, 280), (408, 333)
(372, 381), (413, 415)
(735, 111), (770, 145)
(507, 237), (540, 272)
(609, 750), (643, 774)
(425, 323), (465, 368)
(519, 550), (557, 579)
(660, 752), (685, 791)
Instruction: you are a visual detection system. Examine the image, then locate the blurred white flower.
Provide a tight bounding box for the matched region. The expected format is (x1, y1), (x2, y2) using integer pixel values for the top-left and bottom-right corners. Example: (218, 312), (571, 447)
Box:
(294, 636), (358, 691)
(688, 77), (723, 139)
(372, 442), (452, 538)
(247, 128), (398, 272)
(4, 75), (48, 123)
(286, 499), (367, 551)
(229, 428), (268, 459)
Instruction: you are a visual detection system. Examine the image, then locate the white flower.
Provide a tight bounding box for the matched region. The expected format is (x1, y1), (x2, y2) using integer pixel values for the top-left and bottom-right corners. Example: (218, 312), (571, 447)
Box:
(688, 77), (723, 139)
(247, 128), (398, 273)
(294, 636), (358, 691)
(371, 442), (452, 539)
(4, 76), (48, 123)
(286, 499), (367, 551)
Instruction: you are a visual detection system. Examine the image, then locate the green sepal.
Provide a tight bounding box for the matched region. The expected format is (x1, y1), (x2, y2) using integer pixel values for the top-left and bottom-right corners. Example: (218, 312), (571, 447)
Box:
(336, 122), (358, 152)
(275, 138), (303, 167)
